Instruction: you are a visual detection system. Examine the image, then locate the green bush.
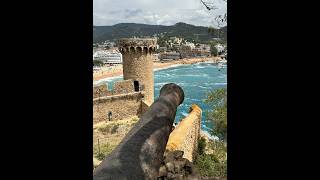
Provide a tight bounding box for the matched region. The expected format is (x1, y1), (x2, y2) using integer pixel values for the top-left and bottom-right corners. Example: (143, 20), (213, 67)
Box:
(98, 124), (120, 134)
(131, 117), (139, 126)
(195, 136), (227, 178)
(111, 124), (119, 134)
(93, 142), (116, 161)
(132, 117), (139, 122)
(208, 140), (227, 162)
(205, 88), (227, 142)
(210, 45), (218, 56)
(198, 137), (206, 155)
(97, 125), (111, 134)
(93, 60), (104, 67)
(195, 153), (227, 177)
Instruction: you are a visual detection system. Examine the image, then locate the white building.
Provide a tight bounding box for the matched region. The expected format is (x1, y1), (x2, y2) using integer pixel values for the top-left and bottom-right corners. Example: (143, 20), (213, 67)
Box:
(170, 37), (183, 45)
(93, 50), (122, 64)
(214, 44), (225, 53)
(184, 42), (195, 49)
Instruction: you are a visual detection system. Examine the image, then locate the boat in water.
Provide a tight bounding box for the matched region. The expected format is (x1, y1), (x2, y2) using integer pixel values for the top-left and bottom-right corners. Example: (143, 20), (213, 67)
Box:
(217, 59), (227, 69)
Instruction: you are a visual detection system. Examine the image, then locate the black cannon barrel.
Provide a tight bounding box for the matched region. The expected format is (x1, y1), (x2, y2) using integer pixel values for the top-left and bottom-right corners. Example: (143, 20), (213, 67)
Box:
(93, 83), (184, 180)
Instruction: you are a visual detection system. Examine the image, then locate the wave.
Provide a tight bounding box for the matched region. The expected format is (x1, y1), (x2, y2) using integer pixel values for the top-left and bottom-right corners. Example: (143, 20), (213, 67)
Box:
(175, 74), (209, 78)
(180, 111), (189, 117)
(214, 82), (227, 85)
(154, 64), (188, 72)
(154, 82), (172, 87)
(200, 130), (219, 140)
(93, 76), (123, 86)
(192, 65), (207, 69)
(198, 85), (209, 89)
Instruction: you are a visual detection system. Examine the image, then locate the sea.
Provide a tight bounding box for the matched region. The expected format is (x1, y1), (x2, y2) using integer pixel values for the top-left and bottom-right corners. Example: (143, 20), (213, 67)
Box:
(94, 62), (227, 135)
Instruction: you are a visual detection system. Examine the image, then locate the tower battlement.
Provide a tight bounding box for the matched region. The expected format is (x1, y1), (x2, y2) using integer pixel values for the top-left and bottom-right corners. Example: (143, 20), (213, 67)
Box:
(118, 38), (156, 104)
(118, 38), (157, 54)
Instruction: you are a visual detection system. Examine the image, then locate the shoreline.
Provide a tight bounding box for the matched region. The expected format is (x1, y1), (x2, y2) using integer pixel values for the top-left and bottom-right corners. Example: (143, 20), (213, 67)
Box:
(200, 130), (219, 141)
(93, 56), (219, 82)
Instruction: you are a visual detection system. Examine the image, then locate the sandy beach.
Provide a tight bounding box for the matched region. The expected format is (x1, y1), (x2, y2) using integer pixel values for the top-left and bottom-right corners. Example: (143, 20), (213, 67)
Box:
(93, 56), (220, 81)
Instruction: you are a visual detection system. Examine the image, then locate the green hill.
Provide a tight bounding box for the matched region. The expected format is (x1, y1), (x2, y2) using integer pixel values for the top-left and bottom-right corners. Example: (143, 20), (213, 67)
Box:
(93, 22), (227, 44)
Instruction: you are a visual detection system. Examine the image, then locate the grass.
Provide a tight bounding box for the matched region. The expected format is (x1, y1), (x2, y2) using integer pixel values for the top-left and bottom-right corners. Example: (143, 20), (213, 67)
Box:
(111, 124), (119, 134)
(93, 116), (140, 165)
(195, 153), (227, 177)
(97, 123), (120, 134)
(131, 117), (139, 126)
(93, 142), (117, 161)
(97, 124), (112, 134)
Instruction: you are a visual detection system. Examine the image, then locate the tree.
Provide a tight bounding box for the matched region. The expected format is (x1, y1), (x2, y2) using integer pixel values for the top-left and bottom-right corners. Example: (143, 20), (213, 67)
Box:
(202, 0), (227, 42)
(198, 137), (206, 155)
(200, 0), (227, 26)
(93, 60), (104, 67)
(210, 44), (218, 56)
(195, 136), (227, 177)
(205, 88), (227, 142)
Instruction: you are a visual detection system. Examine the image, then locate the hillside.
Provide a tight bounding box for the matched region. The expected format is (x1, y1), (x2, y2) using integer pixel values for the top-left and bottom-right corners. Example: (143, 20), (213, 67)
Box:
(93, 22), (227, 44)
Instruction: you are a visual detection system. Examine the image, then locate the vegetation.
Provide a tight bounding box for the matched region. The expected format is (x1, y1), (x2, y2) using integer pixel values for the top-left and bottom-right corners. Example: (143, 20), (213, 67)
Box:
(198, 137), (207, 155)
(97, 124), (112, 134)
(132, 117), (139, 122)
(98, 123), (120, 134)
(201, 0), (227, 41)
(93, 116), (140, 166)
(195, 88), (227, 178)
(131, 117), (139, 126)
(93, 22), (226, 44)
(111, 124), (119, 134)
(208, 26), (227, 42)
(195, 138), (227, 178)
(93, 142), (116, 161)
(205, 88), (227, 142)
(195, 154), (227, 177)
(93, 60), (104, 67)
(210, 45), (218, 56)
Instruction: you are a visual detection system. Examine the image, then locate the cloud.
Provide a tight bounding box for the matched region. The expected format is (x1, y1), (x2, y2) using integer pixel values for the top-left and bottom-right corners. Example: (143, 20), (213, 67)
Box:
(93, 0), (227, 27)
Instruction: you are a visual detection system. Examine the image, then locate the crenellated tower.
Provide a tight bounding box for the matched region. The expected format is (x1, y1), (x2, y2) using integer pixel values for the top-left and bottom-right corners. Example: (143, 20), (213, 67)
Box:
(118, 38), (157, 104)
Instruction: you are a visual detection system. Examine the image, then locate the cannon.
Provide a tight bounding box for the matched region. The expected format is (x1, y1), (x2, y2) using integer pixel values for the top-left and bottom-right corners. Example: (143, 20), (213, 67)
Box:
(93, 83), (184, 180)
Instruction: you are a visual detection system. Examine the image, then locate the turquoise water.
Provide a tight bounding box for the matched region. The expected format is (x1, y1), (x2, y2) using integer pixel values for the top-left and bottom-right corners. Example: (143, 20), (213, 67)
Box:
(98, 62), (227, 133)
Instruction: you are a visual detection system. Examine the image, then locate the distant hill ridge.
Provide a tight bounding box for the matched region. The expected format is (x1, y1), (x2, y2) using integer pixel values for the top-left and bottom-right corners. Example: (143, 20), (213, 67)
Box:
(93, 22), (226, 43)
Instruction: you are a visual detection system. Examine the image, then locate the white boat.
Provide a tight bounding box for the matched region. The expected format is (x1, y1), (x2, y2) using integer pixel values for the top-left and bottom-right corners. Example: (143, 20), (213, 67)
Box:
(219, 59), (227, 64)
(217, 59), (227, 69)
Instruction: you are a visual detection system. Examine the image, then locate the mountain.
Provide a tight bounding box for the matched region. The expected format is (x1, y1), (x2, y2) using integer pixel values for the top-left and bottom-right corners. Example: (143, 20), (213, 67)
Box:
(93, 22), (227, 43)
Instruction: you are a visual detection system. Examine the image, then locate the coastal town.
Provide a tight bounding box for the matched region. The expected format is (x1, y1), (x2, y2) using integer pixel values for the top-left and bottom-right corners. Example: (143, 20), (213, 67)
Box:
(93, 34), (227, 179)
(93, 1), (227, 179)
(93, 36), (227, 80)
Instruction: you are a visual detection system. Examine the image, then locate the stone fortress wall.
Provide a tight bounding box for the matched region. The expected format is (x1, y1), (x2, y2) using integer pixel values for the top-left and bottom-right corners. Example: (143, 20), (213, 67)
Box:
(93, 38), (157, 124)
(93, 80), (147, 123)
(113, 79), (135, 94)
(165, 104), (202, 162)
(93, 84), (112, 98)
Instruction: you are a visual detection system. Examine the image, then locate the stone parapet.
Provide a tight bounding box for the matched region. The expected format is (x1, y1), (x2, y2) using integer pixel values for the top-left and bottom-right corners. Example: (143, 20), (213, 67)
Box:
(93, 92), (144, 123)
(165, 104), (202, 162)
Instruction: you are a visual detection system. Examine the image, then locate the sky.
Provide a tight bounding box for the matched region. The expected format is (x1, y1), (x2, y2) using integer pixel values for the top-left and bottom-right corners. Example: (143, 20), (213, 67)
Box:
(93, 0), (227, 27)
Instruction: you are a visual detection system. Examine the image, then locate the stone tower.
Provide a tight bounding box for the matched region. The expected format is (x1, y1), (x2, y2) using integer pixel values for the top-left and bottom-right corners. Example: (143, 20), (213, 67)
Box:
(118, 38), (157, 104)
